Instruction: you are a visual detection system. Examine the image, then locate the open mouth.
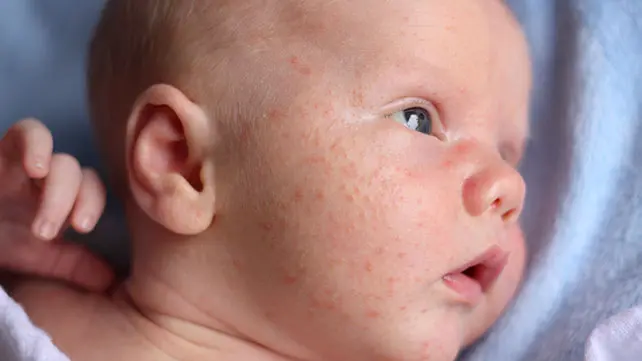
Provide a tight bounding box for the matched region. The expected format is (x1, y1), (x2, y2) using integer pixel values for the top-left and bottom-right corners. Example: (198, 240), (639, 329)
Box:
(443, 246), (509, 306)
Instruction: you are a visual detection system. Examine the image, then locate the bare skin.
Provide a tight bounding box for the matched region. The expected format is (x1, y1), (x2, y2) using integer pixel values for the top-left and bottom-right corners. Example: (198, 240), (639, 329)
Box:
(8, 0), (531, 360)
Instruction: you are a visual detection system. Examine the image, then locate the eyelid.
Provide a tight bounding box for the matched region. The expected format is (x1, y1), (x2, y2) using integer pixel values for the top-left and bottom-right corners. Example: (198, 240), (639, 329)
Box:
(382, 97), (439, 117)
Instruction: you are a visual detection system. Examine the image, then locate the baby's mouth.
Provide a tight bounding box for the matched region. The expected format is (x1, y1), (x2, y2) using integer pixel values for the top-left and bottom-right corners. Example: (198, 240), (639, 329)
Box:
(442, 246), (509, 306)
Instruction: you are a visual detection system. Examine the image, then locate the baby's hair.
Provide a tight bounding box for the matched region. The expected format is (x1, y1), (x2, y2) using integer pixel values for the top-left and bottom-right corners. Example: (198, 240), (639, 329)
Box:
(87, 0), (201, 194)
(87, 0), (332, 196)
(87, 0), (253, 196)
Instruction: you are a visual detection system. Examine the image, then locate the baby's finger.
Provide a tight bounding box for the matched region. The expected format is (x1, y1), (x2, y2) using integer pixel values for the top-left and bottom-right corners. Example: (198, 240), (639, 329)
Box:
(32, 154), (82, 241)
(0, 237), (114, 292)
(0, 119), (53, 178)
(70, 168), (106, 233)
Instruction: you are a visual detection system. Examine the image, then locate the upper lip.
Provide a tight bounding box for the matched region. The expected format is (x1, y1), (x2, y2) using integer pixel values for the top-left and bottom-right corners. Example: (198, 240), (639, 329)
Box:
(446, 245), (509, 292)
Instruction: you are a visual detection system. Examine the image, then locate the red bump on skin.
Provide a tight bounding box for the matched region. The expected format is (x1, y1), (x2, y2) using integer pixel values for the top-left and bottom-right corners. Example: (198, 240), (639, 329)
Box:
(365, 261), (373, 273)
(440, 159), (454, 169)
(289, 55), (312, 75)
(283, 275), (298, 285)
(366, 310), (380, 319)
(351, 89), (365, 106)
(232, 259), (243, 271)
(322, 301), (337, 310)
(294, 188), (304, 202)
(399, 306), (407, 311)
(260, 222), (274, 231)
(422, 341), (432, 358)
(305, 155), (325, 164)
(267, 108), (284, 120)
(454, 140), (474, 154)
(398, 252), (407, 259)
(315, 190), (325, 200)
(238, 126), (250, 146)
(299, 66), (312, 76)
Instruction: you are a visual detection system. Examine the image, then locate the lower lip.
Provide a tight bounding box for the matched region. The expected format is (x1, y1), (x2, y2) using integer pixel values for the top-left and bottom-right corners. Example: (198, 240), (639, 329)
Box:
(442, 273), (483, 306)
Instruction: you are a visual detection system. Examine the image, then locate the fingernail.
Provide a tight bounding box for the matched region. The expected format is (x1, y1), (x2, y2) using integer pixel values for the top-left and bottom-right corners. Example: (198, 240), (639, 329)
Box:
(35, 220), (56, 240)
(33, 157), (45, 170)
(80, 217), (93, 232)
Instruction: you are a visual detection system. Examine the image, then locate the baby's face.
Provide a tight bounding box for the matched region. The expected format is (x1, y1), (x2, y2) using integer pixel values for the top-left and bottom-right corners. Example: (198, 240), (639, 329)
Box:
(211, 0), (530, 360)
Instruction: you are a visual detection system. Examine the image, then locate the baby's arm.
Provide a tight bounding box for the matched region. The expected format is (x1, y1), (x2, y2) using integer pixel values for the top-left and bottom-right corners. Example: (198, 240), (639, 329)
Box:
(0, 119), (114, 293)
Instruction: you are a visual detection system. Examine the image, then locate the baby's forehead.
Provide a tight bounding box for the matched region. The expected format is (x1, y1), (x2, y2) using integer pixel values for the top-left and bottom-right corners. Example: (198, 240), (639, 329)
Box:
(197, 0), (527, 136)
(252, 0), (529, 148)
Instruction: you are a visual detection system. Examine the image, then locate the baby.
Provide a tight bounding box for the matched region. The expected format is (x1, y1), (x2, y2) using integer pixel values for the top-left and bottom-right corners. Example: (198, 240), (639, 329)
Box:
(4, 0), (532, 360)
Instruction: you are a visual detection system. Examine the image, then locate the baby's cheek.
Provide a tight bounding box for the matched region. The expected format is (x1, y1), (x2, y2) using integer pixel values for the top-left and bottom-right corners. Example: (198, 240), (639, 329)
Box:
(302, 160), (445, 301)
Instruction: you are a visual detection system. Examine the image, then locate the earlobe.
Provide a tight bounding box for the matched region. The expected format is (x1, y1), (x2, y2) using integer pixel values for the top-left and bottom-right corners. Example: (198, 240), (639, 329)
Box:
(126, 84), (216, 235)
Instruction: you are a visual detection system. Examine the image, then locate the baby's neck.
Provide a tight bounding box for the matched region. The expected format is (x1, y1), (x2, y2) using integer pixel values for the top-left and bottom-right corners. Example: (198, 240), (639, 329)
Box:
(115, 275), (294, 361)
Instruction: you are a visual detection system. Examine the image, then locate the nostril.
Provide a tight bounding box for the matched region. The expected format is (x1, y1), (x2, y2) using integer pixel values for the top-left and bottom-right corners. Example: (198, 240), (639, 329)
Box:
(491, 197), (519, 223)
(502, 209), (517, 223)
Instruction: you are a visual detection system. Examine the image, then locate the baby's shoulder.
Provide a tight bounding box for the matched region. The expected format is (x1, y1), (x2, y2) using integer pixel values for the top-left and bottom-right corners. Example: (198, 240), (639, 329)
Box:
(11, 279), (156, 361)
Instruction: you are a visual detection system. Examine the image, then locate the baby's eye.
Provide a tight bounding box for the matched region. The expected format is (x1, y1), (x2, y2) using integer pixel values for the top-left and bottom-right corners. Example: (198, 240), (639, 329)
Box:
(391, 107), (435, 135)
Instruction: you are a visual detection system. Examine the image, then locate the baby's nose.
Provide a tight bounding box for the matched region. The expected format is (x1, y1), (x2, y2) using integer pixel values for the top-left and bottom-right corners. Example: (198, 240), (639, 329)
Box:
(462, 155), (526, 223)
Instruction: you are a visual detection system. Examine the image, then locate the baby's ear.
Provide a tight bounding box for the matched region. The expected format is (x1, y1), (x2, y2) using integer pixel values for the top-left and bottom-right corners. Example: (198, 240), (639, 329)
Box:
(125, 84), (216, 235)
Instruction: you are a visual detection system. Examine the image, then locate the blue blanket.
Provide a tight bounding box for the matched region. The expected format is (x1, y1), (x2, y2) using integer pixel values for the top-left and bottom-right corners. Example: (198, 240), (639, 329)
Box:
(461, 1), (642, 360)
(1, 1), (642, 360)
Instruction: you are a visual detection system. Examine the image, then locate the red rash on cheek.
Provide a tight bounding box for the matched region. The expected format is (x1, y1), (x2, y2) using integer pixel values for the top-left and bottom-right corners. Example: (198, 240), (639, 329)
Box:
(267, 108), (284, 121)
(364, 260), (373, 273)
(441, 140), (476, 169)
(366, 310), (381, 319)
(260, 222), (274, 231)
(351, 89), (365, 106)
(289, 56), (312, 76)
(294, 187), (304, 202)
(232, 259), (243, 271)
(283, 275), (298, 285)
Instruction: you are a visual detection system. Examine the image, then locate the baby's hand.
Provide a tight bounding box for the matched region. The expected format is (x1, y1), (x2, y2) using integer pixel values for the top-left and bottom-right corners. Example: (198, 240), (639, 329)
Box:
(0, 119), (114, 292)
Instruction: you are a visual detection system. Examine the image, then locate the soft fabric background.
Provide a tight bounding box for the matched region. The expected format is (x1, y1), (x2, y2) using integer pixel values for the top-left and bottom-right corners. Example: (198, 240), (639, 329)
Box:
(1, 1), (641, 360)
(0, 0), (129, 273)
(461, 1), (642, 360)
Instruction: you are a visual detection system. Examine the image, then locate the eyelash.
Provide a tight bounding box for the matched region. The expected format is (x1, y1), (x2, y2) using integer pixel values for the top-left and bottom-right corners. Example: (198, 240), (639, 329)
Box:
(383, 98), (439, 119)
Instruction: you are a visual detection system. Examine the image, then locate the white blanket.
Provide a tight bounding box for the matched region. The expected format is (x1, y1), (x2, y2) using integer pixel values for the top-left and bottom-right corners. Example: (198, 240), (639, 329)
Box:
(0, 287), (68, 361)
